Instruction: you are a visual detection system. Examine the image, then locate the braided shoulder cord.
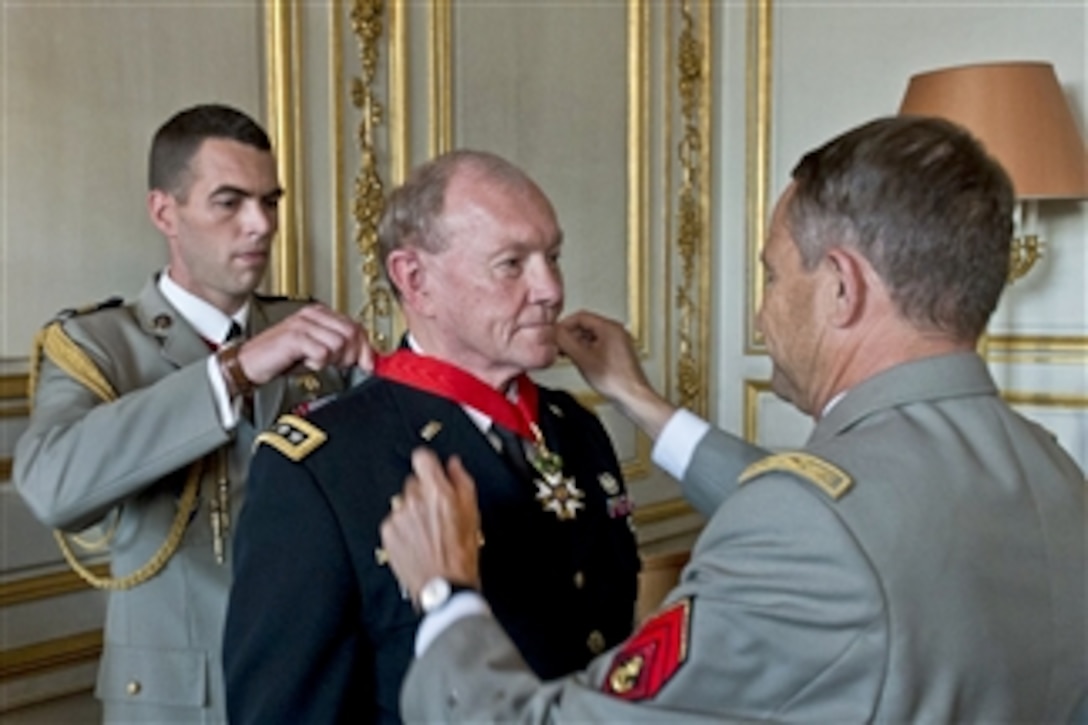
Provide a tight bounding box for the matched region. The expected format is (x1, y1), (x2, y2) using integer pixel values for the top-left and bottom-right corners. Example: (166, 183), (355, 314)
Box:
(30, 321), (202, 590)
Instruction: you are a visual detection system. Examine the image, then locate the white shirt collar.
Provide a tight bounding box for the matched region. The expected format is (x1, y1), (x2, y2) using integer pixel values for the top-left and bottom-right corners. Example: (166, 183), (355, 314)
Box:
(822, 390), (847, 418)
(158, 268), (249, 345)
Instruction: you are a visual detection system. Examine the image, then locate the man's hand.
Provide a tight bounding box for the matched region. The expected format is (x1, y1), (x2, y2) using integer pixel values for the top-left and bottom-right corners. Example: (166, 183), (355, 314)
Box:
(380, 448), (482, 606)
(557, 310), (676, 439)
(232, 303), (375, 386)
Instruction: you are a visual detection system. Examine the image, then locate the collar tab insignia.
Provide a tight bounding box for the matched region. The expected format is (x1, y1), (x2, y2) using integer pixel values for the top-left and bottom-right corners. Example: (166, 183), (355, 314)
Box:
(420, 420), (443, 441)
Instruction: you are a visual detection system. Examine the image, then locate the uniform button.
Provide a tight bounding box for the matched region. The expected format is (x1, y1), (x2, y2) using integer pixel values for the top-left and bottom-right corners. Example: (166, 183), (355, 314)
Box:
(297, 373), (321, 394)
(587, 629), (606, 654)
(573, 571), (585, 589)
(126, 680), (142, 696)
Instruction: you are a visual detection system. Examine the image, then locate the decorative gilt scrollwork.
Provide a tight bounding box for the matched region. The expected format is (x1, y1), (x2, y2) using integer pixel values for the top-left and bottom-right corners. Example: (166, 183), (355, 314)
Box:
(1008, 233), (1043, 282)
(351, 0), (395, 351)
(675, 0), (706, 414)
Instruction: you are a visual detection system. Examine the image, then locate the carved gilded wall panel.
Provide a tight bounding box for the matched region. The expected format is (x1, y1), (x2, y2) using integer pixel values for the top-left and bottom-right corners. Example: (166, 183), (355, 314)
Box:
(267, 0), (715, 545)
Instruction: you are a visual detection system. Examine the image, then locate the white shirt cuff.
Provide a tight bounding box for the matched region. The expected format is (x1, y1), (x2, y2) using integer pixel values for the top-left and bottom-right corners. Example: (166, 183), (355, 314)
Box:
(414, 591), (491, 656)
(206, 356), (240, 429)
(651, 408), (710, 480)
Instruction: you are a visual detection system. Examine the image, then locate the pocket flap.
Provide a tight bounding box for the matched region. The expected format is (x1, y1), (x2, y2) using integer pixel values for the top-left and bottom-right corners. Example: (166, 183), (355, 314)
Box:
(95, 644), (207, 707)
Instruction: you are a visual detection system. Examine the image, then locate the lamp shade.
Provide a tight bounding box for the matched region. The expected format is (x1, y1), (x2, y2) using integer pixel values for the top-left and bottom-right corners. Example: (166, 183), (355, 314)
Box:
(899, 61), (1088, 199)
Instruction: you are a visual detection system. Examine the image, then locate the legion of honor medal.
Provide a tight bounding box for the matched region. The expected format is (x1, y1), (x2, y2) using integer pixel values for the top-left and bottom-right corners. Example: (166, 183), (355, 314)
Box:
(529, 423), (585, 521)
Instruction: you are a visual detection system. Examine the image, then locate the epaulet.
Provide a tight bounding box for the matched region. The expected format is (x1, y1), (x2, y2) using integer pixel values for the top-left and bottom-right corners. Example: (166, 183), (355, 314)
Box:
(738, 452), (854, 501)
(54, 296), (124, 323)
(254, 414), (327, 462)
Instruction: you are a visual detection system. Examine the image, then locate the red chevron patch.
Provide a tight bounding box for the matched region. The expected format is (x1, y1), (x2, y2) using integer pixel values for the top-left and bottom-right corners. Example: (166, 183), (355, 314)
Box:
(601, 597), (691, 700)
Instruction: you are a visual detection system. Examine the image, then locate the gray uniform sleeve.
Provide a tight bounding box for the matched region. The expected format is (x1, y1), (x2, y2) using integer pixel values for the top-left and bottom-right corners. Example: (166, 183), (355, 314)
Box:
(402, 474), (887, 723)
(682, 426), (768, 515)
(14, 325), (228, 529)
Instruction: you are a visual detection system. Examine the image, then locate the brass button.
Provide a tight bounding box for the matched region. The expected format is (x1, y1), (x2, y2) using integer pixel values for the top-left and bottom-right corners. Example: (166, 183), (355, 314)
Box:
(587, 629), (606, 654)
(126, 680), (142, 696)
(151, 314), (172, 330)
(573, 571), (585, 589)
(297, 373), (321, 394)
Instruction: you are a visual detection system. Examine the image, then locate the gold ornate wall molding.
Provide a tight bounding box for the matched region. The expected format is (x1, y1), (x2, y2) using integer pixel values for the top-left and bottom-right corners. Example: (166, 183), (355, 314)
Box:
(266, 0), (308, 298)
(0, 631), (102, 683)
(0, 374), (28, 400)
(745, 0), (772, 353)
(1002, 389), (1088, 409)
(986, 334), (1088, 365)
(0, 373), (29, 420)
(0, 566), (109, 609)
(350, 0), (397, 352)
(743, 377), (773, 442)
(673, 0), (713, 416)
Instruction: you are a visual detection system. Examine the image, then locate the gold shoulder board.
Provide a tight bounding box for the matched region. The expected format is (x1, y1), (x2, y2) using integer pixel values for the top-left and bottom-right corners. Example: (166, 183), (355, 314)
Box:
(255, 414), (327, 462)
(739, 452), (853, 501)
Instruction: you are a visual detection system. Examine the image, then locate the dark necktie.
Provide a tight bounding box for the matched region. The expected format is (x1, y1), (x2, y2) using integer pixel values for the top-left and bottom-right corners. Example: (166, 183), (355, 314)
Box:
(490, 423), (534, 480)
(224, 321), (243, 346)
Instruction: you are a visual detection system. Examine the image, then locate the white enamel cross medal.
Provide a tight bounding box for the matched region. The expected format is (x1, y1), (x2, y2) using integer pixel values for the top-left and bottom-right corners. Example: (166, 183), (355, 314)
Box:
(528, 423), (585, 521)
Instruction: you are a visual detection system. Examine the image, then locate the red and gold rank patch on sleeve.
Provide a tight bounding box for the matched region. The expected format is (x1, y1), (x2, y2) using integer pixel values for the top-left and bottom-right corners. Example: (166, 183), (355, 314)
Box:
(601, 597), (691, 701)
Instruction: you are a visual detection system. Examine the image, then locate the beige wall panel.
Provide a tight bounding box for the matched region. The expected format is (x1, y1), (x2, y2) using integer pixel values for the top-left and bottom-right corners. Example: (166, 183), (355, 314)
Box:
(2, 1), (266, 359)
(0, 487), (71, 573)
(1, 591), (106, 652)
(452, 3), (630, 322)
(1, 659), (100, 713)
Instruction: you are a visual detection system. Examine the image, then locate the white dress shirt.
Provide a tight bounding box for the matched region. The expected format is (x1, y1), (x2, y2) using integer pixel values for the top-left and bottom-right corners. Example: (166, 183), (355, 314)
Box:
(158, 270), (248, 428)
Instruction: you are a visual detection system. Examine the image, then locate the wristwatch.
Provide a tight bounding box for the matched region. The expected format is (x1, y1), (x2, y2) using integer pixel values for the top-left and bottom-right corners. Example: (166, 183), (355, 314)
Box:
(419, 577), (475, 614)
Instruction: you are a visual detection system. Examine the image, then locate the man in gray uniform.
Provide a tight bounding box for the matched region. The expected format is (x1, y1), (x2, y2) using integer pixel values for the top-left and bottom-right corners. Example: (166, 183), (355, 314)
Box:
(380, 116), (1087, 722)
(14, 104), (369, 723)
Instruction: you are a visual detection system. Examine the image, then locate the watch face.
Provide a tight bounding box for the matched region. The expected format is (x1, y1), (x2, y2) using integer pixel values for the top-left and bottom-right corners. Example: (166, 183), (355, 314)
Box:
(420, 577), (451, 613)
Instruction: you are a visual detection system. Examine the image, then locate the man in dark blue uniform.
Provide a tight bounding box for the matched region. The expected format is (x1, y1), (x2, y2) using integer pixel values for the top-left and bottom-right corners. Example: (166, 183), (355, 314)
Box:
(223, 150), (641, 723)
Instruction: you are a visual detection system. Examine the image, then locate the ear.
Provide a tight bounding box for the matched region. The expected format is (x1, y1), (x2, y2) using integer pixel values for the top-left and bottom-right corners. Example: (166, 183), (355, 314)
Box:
(386, 248), (432, 314)
(823, 247), (868, 328)
(147, 189), (176, 238)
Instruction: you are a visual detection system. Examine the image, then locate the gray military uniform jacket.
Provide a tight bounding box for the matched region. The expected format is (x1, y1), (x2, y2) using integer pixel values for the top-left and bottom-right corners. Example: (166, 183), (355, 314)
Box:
(401, 352), (1087, 723)
(14, 276), (352, 723)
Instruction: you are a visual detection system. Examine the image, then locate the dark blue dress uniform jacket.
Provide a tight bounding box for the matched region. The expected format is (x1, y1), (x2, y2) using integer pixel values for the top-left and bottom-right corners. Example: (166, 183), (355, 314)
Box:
(223, 376), (641, 724)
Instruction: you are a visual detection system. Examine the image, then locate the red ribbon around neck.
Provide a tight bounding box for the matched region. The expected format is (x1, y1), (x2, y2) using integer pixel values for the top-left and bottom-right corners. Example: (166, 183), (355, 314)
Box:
(373, 350), (540, 441)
